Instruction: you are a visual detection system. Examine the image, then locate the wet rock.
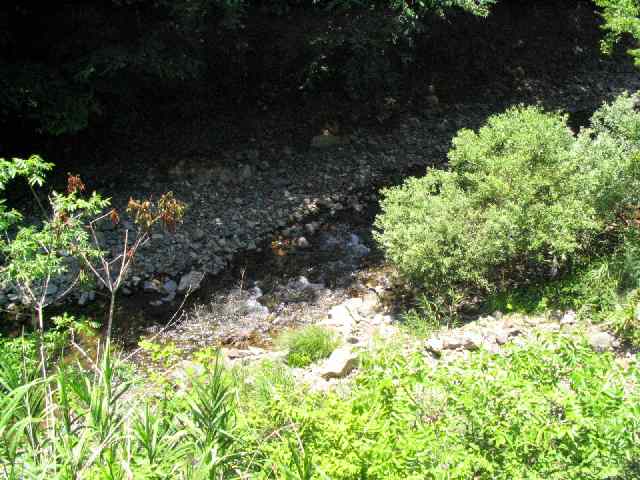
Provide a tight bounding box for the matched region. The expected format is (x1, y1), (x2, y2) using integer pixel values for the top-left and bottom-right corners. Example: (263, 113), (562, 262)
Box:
(296, 236), (311, 249)
(143, 280), (162, 293)
(178, 271), (205, 293)
(163, 279), (178, 295)
(319, 346), (358, 380)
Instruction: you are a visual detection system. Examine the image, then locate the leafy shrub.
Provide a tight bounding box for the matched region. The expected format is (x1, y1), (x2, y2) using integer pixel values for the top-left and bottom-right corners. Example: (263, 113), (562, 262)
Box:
(595, 0), (640, 66)
(484, 252), (627, 319)
(590, 90), (640, 146)
(278, 325), (340, 367)
(375, 94), (640, 304)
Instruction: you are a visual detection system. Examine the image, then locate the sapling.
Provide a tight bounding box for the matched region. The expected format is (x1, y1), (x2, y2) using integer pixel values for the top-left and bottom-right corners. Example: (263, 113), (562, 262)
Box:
(0, 155), (186, 428)
(79, 192), (186, 344)
(0, 156), (107, 429)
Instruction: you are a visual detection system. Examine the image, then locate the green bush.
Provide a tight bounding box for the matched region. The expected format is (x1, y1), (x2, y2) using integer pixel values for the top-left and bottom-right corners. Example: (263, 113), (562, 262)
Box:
(595, 0), (640, 66)
(375, 94), (640, 302)
(278, 325), (340, 367)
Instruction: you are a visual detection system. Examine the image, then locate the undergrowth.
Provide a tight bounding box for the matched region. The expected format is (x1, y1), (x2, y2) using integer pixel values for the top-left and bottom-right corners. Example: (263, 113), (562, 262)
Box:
(236, 334), (640, 479)
(2, 332), (637, 479)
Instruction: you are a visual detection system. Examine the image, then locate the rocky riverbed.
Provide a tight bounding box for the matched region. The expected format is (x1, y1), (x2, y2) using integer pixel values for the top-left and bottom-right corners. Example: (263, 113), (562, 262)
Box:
(2, 44), (640, 329)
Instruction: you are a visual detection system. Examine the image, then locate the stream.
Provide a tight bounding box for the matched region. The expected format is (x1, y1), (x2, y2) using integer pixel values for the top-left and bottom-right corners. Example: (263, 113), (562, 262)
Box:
(104, 198), (399, 367)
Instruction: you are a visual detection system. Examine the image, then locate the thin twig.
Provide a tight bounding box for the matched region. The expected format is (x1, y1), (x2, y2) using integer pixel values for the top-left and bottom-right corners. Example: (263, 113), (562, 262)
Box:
(70, 336), (100, 374)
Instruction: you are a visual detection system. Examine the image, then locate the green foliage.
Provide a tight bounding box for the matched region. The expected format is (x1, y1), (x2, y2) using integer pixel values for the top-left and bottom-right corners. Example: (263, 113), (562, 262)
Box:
(139, 339), (181, 368)
(297, 0), (494, 100)
(234, 334), (640, 479)
(484, 234), (640, 319)
(0, 155), (52, 229)
(0, 156), (108, 317)
(402, 291), (464, 336)
(375, 94), (640, 307)
(595, 0), (640, 66)
(0, 64), (96, 135)
(278, 325), (340, 367)
(0, 331), (67, 390)
(1, 324), (639, 478)
(0, 347), (241, 479)
(0, 0), (223, 135)
(609, 289), (640, 348)
(0, 0), (496, 135)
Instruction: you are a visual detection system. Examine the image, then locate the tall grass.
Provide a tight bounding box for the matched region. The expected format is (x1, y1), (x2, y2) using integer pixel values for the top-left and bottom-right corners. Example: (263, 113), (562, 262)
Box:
(0, 347), (241, 479)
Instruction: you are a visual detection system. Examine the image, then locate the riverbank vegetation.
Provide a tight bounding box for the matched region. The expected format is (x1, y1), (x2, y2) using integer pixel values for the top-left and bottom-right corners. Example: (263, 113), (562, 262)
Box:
(2, 1), (640, 478)
(1, 90), (640, 478)
(376, 92), (640, 339)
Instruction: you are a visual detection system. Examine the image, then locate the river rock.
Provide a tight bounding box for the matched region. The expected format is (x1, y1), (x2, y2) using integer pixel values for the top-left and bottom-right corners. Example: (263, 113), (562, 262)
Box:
(560, 310), (577, 326)
(426, 95), (440, 108)
(178, 271), (205, 293)
(163, 279), (178, 294)
(462, 331), (483, 350)
(588, 331), (617, 353)
(358, 293), (381, 316)
(441, 336), (465, 350)
(493, 329), (510, 345)
(296, 236), (311, 249)
(192, 228), (206, 242)
(144, 280), (162, 293)
(45, 284), (59, 296)
(319, 346), (358, 380)
(320, 301), (361, 338)
(425, 338), (444, 356)
(78, 291), (95, 306)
